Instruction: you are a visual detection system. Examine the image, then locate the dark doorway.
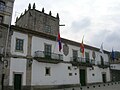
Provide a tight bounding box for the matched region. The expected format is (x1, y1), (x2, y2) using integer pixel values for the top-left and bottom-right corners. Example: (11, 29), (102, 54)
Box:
(14, 74), (22, 90)
(80, 69), (86, 86)
(102, 73), (106, 83)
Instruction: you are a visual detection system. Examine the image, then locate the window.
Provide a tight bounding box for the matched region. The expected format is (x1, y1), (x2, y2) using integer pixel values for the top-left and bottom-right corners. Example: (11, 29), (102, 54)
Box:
(15, 38), (24, 51)
(0, 16), (3, 23)
(68, 66), (71, 70)
(73, 50), (78, 62)
(44, 44), (51, 58)
(45, 67), (51, 76)
(44, 25), (51, 33)
(100, 55), (104, 65)
(85, 52), (90, 63)
(69, 73), (72, 76)
(0, 1), (5, 11)
(92, 74), (95, 76)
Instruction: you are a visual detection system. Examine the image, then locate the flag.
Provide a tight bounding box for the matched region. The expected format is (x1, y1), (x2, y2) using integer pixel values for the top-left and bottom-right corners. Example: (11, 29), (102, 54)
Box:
(100, 43), (104, 54)
(58, 32), (62, 51)
(80, 36), (84, 57)
(111, 48), (115, 61)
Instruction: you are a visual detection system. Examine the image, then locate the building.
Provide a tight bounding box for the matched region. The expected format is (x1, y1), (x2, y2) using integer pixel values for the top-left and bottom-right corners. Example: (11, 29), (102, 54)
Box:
(0, 0), (15, 90)
(0, 0), (15, 24)
(110, 51), (120, 81)
(0, 3), (111, 90)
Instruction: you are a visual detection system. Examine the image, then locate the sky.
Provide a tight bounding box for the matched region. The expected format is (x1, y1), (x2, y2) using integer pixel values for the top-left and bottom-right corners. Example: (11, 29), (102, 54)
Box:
(12, 0), (120, 51)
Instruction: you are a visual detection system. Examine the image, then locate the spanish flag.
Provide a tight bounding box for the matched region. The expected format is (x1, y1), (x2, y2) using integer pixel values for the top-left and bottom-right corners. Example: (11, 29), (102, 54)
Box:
(80, 36), (84, 57)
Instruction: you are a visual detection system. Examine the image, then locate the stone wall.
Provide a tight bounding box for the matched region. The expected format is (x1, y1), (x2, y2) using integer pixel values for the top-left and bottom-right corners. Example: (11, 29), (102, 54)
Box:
(16, 4), (59, 37)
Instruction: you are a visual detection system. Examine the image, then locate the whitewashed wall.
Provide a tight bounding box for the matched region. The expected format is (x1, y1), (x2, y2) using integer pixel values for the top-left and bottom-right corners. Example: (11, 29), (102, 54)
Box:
(31, 60), (79, 85)
(9, 58), (27, 85)
(11, 31), (28, 56)
(87, 66), (110, 84)
(32, 36), (62, 56)
(32, 36), (109, 63)
(10, 32), (110, 86)
(110, 64), (120, 70)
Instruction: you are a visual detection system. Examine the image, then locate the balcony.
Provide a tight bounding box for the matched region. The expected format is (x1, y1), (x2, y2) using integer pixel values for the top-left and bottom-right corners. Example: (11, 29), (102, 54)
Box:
(34, 51), (63, 64)
(97, 61), (110, 68)
(70, 57), (95, 67)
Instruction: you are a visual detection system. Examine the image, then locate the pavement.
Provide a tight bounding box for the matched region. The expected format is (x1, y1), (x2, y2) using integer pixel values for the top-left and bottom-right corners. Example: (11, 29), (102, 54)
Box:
(54, 82), (120, 90)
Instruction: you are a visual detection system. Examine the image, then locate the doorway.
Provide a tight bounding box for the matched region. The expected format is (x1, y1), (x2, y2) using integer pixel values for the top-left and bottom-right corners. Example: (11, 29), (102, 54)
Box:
(14, 74), (22, 90)
(102, 73), (106, 83)
(80, 69), (86, 86)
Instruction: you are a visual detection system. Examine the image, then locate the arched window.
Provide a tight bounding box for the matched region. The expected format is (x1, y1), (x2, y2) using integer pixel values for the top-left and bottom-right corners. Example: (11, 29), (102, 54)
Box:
(0, 1), (5, 11)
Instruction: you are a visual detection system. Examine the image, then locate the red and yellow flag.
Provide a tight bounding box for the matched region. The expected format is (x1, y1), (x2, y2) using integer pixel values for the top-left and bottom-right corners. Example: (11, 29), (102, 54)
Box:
(80, 36), (84, 57)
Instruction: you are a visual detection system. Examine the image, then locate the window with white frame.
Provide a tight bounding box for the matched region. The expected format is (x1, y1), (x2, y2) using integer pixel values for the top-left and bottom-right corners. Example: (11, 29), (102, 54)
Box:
(15, 38), (24, 51)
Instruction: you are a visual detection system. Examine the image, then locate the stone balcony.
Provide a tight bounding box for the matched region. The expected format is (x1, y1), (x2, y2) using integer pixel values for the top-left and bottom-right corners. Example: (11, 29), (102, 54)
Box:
(33, 50), (63, 64)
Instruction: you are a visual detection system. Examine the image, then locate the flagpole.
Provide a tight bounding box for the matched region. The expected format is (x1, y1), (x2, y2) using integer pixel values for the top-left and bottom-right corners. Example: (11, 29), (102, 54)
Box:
(53, 24), (65, 53)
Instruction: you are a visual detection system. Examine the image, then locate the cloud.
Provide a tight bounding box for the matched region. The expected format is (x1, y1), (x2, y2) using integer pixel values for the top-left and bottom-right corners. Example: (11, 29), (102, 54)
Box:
(71, 17), (91, 33)
(13, 0), (120, 51)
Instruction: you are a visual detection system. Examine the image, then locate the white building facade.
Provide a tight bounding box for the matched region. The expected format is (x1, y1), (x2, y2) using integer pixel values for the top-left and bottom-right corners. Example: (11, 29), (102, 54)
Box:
(1, 3), (111, 90)
(7, 25), (111, 90)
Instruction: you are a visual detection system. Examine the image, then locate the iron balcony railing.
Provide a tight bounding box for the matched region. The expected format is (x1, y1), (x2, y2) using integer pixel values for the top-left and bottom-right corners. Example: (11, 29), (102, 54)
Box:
(97, 61), (110, 68)
(70, 57), (95, 65)
(34, 50), (63, 61)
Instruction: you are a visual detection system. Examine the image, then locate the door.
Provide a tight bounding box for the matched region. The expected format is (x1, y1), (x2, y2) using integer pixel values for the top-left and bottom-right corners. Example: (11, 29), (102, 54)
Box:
(102, 73), (106, 83)
(44, 44), (51, 59)
(85, 52), (90, 63)
(14, 74), (22, 90)
(73, 50), (78, 62)
(80, 69), (86, 86)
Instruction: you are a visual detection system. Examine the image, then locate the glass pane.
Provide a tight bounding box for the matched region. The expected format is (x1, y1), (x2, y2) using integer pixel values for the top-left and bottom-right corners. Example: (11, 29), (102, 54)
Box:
(15, 39), (24, 51)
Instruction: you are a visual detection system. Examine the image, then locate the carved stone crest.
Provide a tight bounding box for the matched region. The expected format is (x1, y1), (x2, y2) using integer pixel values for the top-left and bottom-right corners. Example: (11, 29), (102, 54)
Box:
(63, 43), (69, 56)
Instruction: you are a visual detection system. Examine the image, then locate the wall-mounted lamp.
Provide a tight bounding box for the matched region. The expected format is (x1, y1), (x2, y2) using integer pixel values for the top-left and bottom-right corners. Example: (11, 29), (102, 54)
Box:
(28, 59), (33, 67)
(4, 60), (8, 68)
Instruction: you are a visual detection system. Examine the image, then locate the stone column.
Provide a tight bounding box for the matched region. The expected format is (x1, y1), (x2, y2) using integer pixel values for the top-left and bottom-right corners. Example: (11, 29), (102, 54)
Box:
(26, 34), (32, 87)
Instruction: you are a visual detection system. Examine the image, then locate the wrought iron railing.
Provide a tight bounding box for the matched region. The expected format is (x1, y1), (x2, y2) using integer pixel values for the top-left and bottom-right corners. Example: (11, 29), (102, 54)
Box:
(34, 50), (63, 61)
(70, 57), (95, 65)
(97, 61), (110, 67)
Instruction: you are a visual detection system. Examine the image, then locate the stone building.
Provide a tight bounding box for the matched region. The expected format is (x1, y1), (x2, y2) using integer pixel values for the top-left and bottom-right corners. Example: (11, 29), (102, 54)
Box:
(0, 0), (15, 89)
(110, 53), (120, 82)
(15, 3), (59, 37)
(0, 2), (112, 90)
(1, 3), (111, 90)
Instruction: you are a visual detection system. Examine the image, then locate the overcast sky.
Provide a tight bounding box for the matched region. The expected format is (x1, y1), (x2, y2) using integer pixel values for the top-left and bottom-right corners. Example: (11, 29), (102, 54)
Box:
(12, 0), (120, 51)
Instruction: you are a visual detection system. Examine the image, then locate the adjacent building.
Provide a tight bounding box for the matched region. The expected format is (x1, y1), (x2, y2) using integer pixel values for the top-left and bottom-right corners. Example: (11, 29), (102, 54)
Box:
(0, 0), (15, 90)
(1, 2), (111, 90)
(110, 52), (120, 81)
